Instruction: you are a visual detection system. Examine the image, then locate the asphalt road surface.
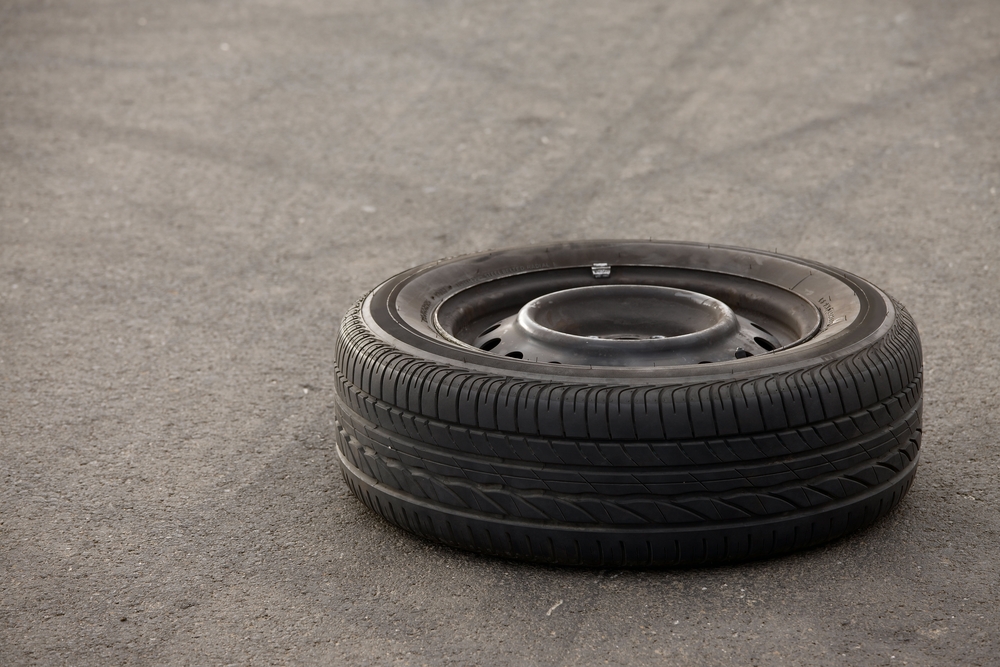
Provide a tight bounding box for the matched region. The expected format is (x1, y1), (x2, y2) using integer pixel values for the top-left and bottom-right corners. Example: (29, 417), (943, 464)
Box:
(2, 1), (999, 665)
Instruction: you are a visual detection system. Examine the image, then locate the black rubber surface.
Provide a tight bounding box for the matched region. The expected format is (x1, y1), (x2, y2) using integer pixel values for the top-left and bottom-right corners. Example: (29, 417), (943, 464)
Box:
(333, 243), (923, 566)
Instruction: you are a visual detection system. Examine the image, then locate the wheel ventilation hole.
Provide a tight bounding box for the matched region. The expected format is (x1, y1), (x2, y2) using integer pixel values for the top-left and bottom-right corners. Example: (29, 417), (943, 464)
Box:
(479, 322), (502, 337)
(480, 338), (502, 351)
(505, 351), (524, 359)
(754, 337), (776, 351)
(735, 348), (753, 359)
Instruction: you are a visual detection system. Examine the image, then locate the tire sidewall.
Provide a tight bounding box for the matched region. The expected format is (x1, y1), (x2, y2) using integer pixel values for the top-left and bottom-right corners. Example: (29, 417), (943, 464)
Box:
(359, 241), (895, 385)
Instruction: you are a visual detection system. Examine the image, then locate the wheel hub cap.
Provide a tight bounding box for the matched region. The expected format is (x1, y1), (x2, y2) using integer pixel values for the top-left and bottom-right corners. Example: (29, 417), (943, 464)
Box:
(472, 285), (781, 365)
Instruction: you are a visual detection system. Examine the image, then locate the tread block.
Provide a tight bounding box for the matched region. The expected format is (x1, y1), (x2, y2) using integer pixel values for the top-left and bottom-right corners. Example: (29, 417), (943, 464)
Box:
(833, 416), (863, 440)
(747, 434), (787, 458)
(847, 356), (879, 407)
(517, 385), (544, 435)
(562, 388), (590, 439)
(759, 378), (790, 430)
(523, 437), (562, 464)
(848, 467), (880, 486)
(595, 443), (637, 466)
(609, 388), (639, 440)
(689, 385), (718, 438)
(457, 378), (488, 426)
(535, 385), (567, 437)
(732, 382), (765, 434)
(725, 493), (770, 516)
(712, 384), (741, 436)
(831, 364), (864, 413)
(478, 380), (506, 431)
(817, 365), (846, 417)
(659, 387), (695, 439)
(775, 375), (809, 427)
(705, 438), (742, 463)
(622, 442), (666, 467)
(635, 389), (666, 440)
(440, 373), (474, 423)
(550, 440), (593, 466)
(494, 382), (524, 432)
(585, 388), (613, 441)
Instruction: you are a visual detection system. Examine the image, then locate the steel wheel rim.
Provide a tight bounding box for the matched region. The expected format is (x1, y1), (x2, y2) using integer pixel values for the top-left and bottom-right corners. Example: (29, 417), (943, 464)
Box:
(431, 265), (824, 367)
(370, 240), (868, 375)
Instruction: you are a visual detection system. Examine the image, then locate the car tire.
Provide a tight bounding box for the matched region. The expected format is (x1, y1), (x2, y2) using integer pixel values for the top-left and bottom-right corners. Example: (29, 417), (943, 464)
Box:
(333, 241), (922, 566)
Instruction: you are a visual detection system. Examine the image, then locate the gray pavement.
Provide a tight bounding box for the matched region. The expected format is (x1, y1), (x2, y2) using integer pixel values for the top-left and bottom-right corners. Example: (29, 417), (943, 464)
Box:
(2, 0), (999, 665)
